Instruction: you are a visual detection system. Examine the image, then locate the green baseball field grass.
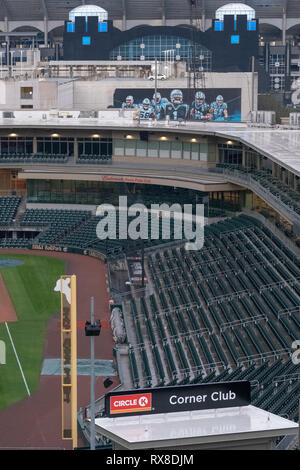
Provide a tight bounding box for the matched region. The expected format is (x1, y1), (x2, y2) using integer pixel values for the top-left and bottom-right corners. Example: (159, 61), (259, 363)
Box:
(0, 254), (65, 411)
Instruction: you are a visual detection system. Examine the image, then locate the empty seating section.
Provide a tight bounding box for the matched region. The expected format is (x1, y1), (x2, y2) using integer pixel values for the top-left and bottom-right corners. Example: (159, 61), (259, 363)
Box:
(60, 215), (125, 259)
(123, 214), (299, 423)
(2, 194), (226, 257)
(56, 211), (181, 260)
(0, 196), (21, 226)
(21, 208), (91, 245)
(0, 238), (31, 248)
(0, 153), (68, 163)
(77, 154), (112, 164)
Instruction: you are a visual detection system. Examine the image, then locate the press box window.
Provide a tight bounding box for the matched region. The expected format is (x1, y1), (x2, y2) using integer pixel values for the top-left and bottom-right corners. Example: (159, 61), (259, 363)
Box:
(82, 36), (91, 46)
(231, 35), (240, 44)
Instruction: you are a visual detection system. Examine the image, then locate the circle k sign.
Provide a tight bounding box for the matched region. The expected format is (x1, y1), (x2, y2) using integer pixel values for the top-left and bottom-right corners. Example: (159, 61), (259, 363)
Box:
(109, 393), (152, 415)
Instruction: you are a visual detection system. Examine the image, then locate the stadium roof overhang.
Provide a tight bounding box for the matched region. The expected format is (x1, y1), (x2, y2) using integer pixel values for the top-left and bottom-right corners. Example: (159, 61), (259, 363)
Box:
(92, 405), (298, 450)
(1, 116), (300, 177)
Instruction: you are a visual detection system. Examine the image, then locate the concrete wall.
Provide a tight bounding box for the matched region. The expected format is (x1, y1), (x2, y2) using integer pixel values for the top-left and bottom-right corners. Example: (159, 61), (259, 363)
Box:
(38, 80), (58, 109)
(0, 79), (64, 110)
(58, 80), (74, 109)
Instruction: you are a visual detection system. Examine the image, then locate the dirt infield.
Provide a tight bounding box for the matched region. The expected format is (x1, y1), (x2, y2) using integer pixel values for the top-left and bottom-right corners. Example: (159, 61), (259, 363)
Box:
(0, 249), (119, 450)
(0, 273), (18, 323)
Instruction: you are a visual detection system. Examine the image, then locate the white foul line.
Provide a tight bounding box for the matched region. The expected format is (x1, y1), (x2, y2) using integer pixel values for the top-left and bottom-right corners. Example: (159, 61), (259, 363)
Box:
(5, 322), (30, 396)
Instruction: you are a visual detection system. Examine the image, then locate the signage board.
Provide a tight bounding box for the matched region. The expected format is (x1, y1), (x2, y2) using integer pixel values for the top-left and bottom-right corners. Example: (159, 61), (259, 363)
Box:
(105, 381), (250, 418)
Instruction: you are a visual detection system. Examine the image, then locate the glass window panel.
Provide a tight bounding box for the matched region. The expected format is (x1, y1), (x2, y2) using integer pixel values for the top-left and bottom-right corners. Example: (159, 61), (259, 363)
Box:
(159, 141), (170, 158)
(52, 141), (59, 154)
(85, 142), (92, 155)
(78, 142), (84, 156)
(109, 34), (211, 69)
(17, 140), (25, 153)
(114, 140), (125, 156)
(183, 142), (191, 160)
(191, 143), (199, 160)
(148, 141), (159, 158)
(93, 142), (100, 155)
(61, 142), (67, 154)
(136, 141), (147, 157)
(171, 141), (182, 159)
(37, 141), (44, 153)
(125, 140), (136, 156)
(26, 140), (33, 154)
(9, 140), (17, 153)
(45, 141), (52, 154)
(100, 142), (107, 155)
(1, 140), (8, 153)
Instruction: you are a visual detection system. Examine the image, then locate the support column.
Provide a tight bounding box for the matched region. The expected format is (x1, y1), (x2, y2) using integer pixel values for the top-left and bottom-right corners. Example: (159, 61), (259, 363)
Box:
(33, 136), (37, 154)
(282, 9), (286, 45)
(44, 17), (48, 47)
(242, 146), (246, 168)
(256, 154), (261, 171)
(201, 0), (206, 32)
(74, 138), (78, 161)
(288, 171), (294, 189)
(294, 176), (298, 191)
(201, 13), (206, 32)
(122, 0), (127, 31)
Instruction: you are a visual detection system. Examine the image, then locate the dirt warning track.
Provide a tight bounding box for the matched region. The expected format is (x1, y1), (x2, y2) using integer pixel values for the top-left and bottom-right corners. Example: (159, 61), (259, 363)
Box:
(0, 273), (18, 323)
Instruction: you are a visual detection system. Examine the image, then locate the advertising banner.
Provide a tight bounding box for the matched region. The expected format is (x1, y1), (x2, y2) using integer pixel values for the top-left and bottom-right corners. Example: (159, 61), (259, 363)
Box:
(111, 88), (241, 122)
(105, 381), (250, 418)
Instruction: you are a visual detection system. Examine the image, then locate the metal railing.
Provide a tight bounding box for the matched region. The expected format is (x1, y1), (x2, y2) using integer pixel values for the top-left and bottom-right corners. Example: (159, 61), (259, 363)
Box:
(212, 167), (300, 226)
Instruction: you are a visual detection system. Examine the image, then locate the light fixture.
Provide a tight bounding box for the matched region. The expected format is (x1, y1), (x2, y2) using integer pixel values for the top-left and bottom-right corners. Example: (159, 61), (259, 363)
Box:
(92, 134), (100, 138)
(51, 133), (59, 138)
(160, 136), (168, 141)
(191, 138), (197, 143)
(9, 132), (18, 137)
(227, 140), (233, 145)
(126, 135), (133, 139)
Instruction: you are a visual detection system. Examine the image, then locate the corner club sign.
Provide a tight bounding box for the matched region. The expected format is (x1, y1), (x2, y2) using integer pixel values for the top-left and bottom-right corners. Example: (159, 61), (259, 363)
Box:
(105, 381), (250, 418)
(110, 393), (152, 415)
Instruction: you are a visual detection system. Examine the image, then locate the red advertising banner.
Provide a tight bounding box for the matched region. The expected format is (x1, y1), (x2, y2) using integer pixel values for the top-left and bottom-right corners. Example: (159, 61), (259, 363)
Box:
(110, 393), (152, 415)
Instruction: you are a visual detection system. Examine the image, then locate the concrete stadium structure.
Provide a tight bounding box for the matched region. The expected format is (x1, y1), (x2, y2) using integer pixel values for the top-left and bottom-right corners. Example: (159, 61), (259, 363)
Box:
(0, 0), (299, 452)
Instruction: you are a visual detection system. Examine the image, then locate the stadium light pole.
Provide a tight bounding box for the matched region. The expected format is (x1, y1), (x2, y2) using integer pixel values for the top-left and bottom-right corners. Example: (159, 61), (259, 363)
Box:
(85, 297), (101, 450)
